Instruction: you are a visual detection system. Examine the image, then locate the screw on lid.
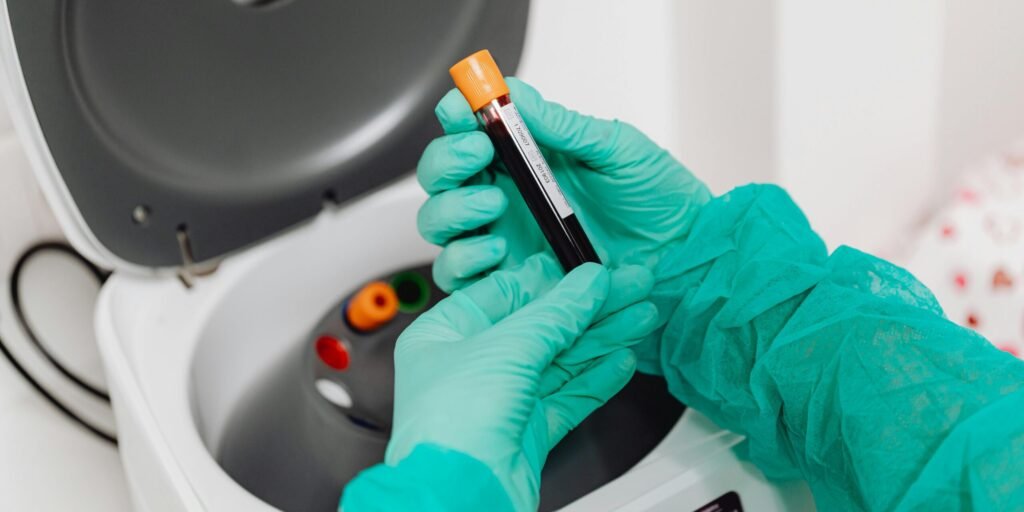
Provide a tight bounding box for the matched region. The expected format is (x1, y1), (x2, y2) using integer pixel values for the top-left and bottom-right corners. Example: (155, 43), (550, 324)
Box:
(449, 49), (510, 112)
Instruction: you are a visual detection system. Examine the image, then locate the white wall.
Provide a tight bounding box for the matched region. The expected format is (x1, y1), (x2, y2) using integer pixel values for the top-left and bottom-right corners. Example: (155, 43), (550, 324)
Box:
(775, 1), (1024, 252)
(775, 1), (946, 252)
(522, 1), (1024, 254)
(518, 0), (777, 195)
(516, 0), (682, 163)
(672, 1), (778, 193)
(935, 1), (1024, 191)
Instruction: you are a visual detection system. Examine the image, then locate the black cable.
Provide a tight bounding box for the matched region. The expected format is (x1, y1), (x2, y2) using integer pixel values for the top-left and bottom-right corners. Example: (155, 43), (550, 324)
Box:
(11, 242), (110, 399)
(0, 331), (117, 444)
(0, 241), (117, 444)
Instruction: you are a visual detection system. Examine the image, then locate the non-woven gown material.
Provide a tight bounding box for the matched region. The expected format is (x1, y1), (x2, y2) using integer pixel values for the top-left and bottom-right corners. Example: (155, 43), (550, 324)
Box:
(649, 183), (1024, 511)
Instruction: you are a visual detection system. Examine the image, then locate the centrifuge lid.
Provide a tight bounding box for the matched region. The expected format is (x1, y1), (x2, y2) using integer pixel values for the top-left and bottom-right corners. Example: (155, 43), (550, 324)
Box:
(0, 0), (528, 270)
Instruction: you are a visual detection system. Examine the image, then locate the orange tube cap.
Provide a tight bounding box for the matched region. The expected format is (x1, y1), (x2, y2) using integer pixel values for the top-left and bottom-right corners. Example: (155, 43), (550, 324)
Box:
(449, 49), (509, 112)
(346, 281), (399, 332)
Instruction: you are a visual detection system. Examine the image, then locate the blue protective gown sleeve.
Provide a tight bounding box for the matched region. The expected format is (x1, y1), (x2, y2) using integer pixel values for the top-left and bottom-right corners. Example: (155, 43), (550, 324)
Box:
(340, 443), (513, 511)
(651, 183), (1024, 511)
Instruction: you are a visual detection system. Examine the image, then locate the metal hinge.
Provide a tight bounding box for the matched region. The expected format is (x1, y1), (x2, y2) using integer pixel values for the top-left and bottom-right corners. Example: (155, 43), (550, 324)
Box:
(175, 227), (219, 288)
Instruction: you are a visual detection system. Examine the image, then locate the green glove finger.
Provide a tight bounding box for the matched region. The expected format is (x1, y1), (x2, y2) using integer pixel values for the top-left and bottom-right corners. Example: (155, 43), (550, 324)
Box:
(538, 301), (658, 396)
(460, 252), (562, 326)
(543, 349), (637, 448)
(494, 262), (609, 372)
(593, 264), (654, 321)
(435, 88), (479, 135)
(432, 235), (508, 293)
(578, 302), (659, 356)
(417, 131), (494, 194)
(418, 185), (507, 245)
(506, 77), (665, 173)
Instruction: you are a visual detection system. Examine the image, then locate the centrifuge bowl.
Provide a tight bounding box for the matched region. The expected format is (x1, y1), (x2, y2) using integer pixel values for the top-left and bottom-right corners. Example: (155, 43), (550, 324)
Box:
(214, 339), (682, 511)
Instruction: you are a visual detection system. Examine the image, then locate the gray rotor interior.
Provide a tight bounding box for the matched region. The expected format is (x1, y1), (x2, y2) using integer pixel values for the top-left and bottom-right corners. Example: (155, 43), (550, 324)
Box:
(215, 263), (685, 511)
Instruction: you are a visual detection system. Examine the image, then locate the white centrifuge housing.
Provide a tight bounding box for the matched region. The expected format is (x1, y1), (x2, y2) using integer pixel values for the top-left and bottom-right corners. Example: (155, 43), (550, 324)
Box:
(0, 1), (813, 510)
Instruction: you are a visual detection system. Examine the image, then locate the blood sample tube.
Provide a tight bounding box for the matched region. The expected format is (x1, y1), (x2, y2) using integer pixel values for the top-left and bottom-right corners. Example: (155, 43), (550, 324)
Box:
(449, 49), (601, 271)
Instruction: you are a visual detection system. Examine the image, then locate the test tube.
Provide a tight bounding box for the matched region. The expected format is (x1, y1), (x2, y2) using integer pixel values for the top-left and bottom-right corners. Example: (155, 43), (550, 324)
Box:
(449, 50), (601, 271)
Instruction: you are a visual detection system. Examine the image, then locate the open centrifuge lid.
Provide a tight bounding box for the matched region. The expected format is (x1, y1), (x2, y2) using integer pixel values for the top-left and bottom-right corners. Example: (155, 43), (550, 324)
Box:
(0, 0), (528, 271)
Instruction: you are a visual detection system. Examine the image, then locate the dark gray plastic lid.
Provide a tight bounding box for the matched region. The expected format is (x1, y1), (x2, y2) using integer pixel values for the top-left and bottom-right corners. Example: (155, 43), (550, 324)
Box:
(7, 0), (529, 267)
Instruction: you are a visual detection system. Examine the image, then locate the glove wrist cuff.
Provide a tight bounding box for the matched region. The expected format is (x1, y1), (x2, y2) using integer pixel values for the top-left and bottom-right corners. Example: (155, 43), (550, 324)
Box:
(342, 443), (514, 512)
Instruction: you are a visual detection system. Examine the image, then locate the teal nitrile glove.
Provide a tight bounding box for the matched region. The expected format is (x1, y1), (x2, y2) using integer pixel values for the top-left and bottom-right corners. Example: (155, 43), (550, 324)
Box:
(342, 254), (659, 512)
(416, 77), (710, 373)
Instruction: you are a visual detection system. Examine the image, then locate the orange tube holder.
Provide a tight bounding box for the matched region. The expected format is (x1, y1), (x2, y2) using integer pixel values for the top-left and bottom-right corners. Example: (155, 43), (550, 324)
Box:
(345, 281), (399, 332)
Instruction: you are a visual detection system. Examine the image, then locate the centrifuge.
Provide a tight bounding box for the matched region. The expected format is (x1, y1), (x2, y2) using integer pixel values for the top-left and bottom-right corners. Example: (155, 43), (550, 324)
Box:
(0, 1), (814, 510)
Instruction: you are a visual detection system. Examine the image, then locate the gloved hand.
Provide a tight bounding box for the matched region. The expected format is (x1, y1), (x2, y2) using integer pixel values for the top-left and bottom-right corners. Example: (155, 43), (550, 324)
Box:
(416, 78), (710, 372)
(341, 254), (660, 512)
(415, 76), (1024, 512)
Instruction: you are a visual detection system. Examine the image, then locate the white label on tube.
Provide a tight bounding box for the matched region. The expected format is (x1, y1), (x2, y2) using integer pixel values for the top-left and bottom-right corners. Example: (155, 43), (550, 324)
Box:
(498, 102), (574, 219)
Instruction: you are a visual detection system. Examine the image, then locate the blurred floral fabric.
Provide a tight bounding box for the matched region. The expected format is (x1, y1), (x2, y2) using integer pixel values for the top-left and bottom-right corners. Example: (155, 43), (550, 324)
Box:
(905, 138), (1024, 357)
